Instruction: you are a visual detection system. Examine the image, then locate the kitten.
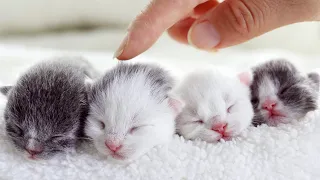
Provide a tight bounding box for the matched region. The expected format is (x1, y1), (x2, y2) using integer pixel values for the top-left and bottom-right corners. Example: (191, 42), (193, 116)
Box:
(250, 59), (320, 126)
(0, 57), (98, 159)
(85, 62), (183, 163)
(173, 67), (254, 143)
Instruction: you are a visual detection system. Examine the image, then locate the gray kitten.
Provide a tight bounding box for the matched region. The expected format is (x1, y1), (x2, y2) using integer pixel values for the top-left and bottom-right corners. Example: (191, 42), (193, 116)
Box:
(0, 57), (98, 159)
(250, 59), (320, 126)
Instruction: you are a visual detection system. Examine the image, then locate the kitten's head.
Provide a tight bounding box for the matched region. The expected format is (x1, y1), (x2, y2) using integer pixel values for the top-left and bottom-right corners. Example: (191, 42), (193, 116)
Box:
(175, 68), (254, 143)
(1, 83), (84, 160)
(85, 63), (183, 163)
(250, 59), (320, 126)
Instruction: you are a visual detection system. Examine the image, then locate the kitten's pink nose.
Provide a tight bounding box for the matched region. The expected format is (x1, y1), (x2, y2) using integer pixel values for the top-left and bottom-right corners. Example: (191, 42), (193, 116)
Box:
(105, 142), (122, 152)
(262, 99), (277, 111)
(26, 148), (43, 155)
(211, 122), (227, 134)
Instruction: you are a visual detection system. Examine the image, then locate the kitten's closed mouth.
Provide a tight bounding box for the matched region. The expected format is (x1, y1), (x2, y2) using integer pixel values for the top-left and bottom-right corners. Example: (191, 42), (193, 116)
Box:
(218, 132), (232, 141)
(27, 155), (38, 160)
(265, 111), (288, 126)
(266, 109), (286, 119)
(221, 136), (232, 141)
(261, 110), (287, 126)
(269, 112), (286, 118)
(111, 153), (125, 160)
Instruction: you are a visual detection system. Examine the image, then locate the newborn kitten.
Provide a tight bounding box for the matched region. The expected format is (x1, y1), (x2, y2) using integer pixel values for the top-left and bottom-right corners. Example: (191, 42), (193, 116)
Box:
(173, 67), (254, 143)
(85, 62), (183, 163)
(0, 57), (98, 159)
(250, 59), (320, 126)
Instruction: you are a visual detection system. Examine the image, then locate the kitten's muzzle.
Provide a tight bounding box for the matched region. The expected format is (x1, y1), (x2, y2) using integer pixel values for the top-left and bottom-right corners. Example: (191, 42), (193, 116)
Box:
(262, 99), (277, 111)
(105, 141), (122, 152)
(26, 148), (43, 156)
(25, 138), (44, 157)
(211, 122), (227, 134)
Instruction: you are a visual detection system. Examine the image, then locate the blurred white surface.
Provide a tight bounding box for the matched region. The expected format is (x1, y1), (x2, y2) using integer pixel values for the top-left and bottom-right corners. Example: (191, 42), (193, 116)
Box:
(0, 0), (149, 33)
(0, 0), (318, 60)
(0, 24), (319, 61)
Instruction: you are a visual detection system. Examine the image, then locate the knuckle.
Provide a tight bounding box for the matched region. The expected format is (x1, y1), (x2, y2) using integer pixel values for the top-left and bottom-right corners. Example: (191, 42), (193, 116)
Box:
(282, 0), (320, 21)
(224, 0), (267, 36)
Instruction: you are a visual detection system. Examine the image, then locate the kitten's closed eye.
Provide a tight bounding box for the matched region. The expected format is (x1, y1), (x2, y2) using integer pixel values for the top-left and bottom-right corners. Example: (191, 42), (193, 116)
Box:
(99, 121), (105, 130)
(7, 124), (24, 137)
(129, 127), (138, 134)
(50, 135), (68, 143)
(129, 125), (153, 134)
(227, 105), (234, 113)
(49, 135), (77, 148)
(251, 98), (259, 104)
(193, 120), (204, 124)
(279, 86), (290, 95)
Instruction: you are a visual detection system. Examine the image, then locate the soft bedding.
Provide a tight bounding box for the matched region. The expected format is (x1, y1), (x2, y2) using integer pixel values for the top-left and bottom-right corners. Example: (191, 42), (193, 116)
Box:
(0, 45), (320, 180)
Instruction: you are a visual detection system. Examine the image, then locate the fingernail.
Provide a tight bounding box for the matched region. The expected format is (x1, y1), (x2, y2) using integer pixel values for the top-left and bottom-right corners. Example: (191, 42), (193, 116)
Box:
(188, 20), (220, 50)
(210, 48), (219, 53)
(113, 33), (129, 59)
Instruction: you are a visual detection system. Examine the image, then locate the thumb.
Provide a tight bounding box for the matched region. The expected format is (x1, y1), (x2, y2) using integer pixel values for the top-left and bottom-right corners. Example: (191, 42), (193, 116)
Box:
(188, 0), (319, 50)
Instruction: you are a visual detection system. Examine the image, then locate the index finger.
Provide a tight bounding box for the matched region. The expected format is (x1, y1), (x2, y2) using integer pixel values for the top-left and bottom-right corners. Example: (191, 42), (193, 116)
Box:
(115, 0), (209, 60)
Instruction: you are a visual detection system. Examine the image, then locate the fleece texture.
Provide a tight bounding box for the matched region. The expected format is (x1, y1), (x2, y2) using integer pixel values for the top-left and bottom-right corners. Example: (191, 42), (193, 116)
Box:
(0, 46), (320, 180)
(1, 92), (320, 180)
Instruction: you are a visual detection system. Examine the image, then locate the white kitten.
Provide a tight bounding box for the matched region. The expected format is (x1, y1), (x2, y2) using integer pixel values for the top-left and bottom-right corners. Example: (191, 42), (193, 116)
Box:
(173, 67), (254, 143)
(85, 62), (183, 163)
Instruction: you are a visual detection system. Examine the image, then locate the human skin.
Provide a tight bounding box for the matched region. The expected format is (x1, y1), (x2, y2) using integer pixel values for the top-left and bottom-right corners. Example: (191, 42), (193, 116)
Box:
(114, 0), (320, 60)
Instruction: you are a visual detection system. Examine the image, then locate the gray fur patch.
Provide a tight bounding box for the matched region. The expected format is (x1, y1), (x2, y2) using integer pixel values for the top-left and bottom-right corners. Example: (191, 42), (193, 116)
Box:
(3, 57), (97, 158)
(90, 62), (174, 103)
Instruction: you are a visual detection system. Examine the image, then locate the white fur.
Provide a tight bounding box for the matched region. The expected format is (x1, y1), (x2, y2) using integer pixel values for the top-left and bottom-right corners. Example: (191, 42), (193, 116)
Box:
(173, 67), (254, 143)
(85, 71), (177, 163)
(28, 128), (37, 139)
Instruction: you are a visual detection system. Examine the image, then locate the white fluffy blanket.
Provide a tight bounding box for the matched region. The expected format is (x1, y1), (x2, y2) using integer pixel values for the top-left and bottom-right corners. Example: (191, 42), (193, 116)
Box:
(1, 45), (320, 180)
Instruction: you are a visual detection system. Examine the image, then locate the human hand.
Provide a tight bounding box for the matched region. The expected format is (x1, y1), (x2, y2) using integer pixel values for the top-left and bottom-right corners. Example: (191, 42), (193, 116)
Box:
(114, 0), (320, 60)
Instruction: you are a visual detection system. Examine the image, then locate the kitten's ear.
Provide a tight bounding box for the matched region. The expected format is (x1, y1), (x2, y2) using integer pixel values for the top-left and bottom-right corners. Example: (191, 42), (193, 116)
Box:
(0, 86), (13, 96)
(167, 93), (185, 115)
(308, 72), (320, 91)
(237, 71), (253, 86)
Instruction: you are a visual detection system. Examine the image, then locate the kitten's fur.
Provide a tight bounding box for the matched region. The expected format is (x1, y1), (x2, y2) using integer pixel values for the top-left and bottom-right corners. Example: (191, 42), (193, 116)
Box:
(250, 59), (320, 126)
(0, 57), (98, 159)
(173, 67), (254, 143)
(85, 62), (183, 163)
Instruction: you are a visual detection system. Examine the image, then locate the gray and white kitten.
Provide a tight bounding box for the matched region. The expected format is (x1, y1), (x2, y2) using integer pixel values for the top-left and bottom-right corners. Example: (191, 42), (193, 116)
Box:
(250, 59), (320, 126)
(0, 57), (98, 159)
(85, 62), (183, 163)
